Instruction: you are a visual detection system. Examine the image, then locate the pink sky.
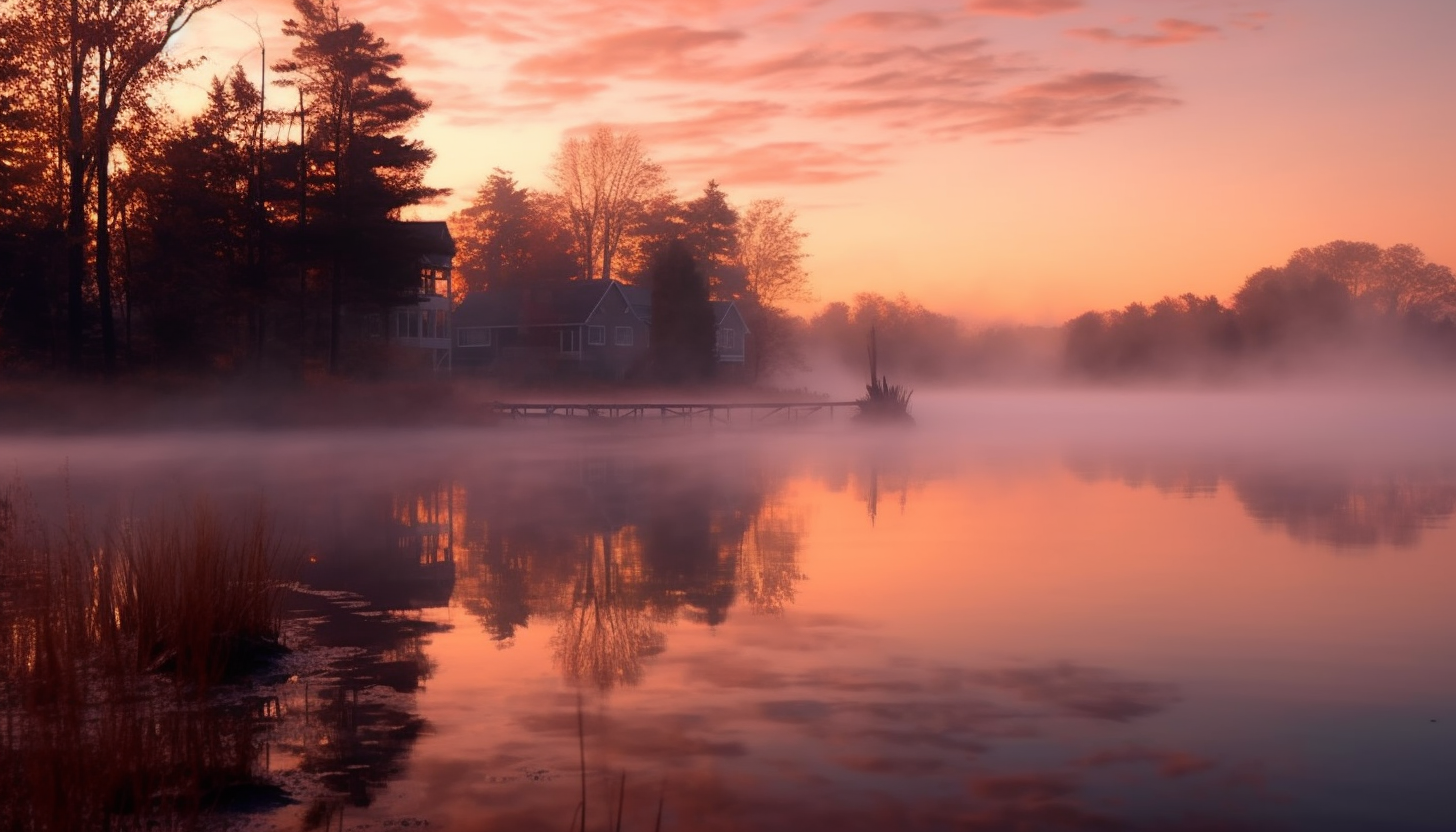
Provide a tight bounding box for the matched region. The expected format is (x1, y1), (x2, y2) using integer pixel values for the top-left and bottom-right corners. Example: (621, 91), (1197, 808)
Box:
(176, 0), (1456, 323)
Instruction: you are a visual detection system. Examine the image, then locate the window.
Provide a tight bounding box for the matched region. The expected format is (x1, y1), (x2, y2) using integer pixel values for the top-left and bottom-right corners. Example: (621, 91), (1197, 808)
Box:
(422, 310), (436, 339)
(717, 327), (737, 350)
(614, 326), (634, 347)
(457, 327), (491, 347)
(435, 310), (449, 338)
(396, 310), (421, 339)
(560, 328), (581, 353)
(587, 325), (606, 346)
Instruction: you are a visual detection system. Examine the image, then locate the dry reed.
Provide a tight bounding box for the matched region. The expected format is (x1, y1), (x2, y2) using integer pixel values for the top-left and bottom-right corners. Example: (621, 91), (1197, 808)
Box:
(0, 484), (295, 831)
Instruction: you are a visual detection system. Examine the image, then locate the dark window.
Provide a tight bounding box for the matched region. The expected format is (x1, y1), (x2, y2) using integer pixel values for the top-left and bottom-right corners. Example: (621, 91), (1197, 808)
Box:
(614, 326), (634, 347)
(587, 325), (606, 346)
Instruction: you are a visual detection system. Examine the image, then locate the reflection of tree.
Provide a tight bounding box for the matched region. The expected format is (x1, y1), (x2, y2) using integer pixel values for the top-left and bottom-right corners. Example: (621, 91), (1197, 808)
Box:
(266, 591), (442, 815)
(1233, 475), (1456, 549)
(552, 532), (665, 690)
(1068, 453), (1456, 549)
(446, 454), (807, 690)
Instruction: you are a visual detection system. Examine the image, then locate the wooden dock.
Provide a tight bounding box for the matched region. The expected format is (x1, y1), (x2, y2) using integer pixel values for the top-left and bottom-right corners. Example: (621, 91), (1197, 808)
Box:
(490, 401), (860, 425)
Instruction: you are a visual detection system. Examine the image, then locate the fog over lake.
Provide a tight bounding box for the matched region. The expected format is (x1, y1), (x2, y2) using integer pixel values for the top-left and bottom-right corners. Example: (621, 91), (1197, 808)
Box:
(3, 389), (1453, 831)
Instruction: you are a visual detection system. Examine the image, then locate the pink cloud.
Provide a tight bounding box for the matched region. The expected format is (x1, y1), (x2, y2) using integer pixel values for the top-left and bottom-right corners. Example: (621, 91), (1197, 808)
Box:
(828, 11), (946, 32)
(502, 79), (610, 102)
(515, 25), (743, 78)
(669, 141), (891, 185)
(1230, 11), (1274, 32)
(966, 0), (1082, 18)
(1069, 18), (1221, 48)
(970, 71), (1179, 132)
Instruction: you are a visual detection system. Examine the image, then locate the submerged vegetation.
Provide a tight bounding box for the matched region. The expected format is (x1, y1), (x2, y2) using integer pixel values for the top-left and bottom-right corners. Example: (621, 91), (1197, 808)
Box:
(0, 488), (295, 830)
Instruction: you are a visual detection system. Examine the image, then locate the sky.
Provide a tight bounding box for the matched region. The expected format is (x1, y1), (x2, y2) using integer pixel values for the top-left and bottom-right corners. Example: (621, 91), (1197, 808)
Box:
(175, 0), (1456, 324)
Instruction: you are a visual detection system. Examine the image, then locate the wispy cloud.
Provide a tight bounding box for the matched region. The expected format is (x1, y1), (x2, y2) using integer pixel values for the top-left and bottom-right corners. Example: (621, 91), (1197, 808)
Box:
(1069, 18), (1221, 48)
(515, 25), (745, 78)
(966, 0), (1082, 18)
(669, 141), (893, 185)
(827, 11), (946, 32)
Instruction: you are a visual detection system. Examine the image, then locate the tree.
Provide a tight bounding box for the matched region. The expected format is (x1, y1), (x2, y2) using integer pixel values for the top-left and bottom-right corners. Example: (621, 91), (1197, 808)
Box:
(648, 241), (716, 383)
(1282, 241), (1456, 319)
(274, 0), (443, 373)
(449, 169), (574, 294)
(124, 69), (264, 366)
(548, 127), (666, 282)
(680, 180), (744, 299)
(1, 0), (220, 372)
(738, 198), (809, 308)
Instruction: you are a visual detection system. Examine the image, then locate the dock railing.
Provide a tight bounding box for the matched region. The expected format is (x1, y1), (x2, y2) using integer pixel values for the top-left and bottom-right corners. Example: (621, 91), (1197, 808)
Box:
(490, 401), (860, 425)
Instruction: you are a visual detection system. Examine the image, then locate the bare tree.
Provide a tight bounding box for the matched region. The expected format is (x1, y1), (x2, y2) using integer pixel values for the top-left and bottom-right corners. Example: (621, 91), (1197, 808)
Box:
(548, 127), (666, 282)
(738, 198), (809, 308)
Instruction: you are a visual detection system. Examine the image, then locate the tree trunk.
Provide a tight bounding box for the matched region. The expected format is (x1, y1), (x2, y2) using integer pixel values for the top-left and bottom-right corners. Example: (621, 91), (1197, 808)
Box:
(95, 53), (117, 374)
(64, 0), (87, 372)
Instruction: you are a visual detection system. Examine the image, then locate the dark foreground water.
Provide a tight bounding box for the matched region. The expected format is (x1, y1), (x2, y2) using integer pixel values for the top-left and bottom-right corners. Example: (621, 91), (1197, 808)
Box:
(3, 390), (1454, 831)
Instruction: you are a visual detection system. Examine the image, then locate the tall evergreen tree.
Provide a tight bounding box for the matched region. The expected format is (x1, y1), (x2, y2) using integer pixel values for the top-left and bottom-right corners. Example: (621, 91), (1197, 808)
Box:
(680, 180), (744, 299)
(648, 240), (716, 383)
(273, 0), (442, 373)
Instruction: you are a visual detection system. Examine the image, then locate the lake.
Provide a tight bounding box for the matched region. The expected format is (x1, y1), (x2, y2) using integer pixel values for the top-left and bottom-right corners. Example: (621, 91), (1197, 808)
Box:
(3, 389), (1453, 831)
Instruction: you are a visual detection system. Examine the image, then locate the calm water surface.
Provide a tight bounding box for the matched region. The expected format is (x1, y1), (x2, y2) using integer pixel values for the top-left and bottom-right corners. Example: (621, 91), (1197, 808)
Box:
(5, 391), (1454, 831)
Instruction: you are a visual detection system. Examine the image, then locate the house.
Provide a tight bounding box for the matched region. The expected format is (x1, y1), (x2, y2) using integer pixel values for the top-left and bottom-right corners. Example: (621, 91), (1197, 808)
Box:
(453, 280), (650, 379)
(712, 300), (749, 365)
(452, 279), (750, 380)
(384, 221), (455, 373)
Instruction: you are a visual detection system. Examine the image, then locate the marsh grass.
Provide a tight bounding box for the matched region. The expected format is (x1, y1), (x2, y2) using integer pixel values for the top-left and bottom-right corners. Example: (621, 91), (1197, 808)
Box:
(0, 486), (296, 830)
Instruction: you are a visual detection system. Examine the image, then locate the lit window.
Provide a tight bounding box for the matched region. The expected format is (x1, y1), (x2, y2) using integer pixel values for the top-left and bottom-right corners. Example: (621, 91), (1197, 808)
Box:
(587, 325), (606, 346)
(614, 326), (634, 346)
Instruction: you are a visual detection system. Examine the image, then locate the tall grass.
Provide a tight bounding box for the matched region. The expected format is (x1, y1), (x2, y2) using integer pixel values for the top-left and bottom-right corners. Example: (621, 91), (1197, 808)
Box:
(0, 486), (295, 831)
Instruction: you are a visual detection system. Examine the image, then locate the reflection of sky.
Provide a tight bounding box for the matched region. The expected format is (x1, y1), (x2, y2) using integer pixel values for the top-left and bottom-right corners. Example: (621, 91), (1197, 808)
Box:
(1, 400), (1453, 829)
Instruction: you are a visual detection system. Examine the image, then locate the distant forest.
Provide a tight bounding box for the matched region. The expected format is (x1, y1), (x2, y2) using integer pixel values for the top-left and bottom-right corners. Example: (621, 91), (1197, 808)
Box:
(793, 240), (1456, 384)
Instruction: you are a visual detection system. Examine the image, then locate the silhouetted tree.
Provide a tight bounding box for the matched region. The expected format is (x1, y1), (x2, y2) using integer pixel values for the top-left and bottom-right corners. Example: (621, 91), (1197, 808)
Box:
(680, 180), (744, 299)
(273, 0), (442, 373)
(549, 127), (666, 282)
(648, 241), (716, 383)
(3, 0), (220, 372)
(122, 70), (265, 367)
(448, 169), (575, 294)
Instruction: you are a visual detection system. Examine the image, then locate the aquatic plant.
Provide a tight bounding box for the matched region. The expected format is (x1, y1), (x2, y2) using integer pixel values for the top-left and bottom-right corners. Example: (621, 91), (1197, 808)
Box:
(855, 326), (914, 424)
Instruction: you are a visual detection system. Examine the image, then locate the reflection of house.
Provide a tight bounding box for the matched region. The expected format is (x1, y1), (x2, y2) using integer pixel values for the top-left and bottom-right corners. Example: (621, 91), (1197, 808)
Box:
(386, 221), (455, 373)
(452, 279), (749, 379)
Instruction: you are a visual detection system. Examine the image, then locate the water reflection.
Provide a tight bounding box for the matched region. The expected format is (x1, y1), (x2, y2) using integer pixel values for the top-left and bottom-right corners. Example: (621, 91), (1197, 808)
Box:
(446, 456), (808, 690)
(2, 428), (1453, 831)
(1067, 453), (1456, 548)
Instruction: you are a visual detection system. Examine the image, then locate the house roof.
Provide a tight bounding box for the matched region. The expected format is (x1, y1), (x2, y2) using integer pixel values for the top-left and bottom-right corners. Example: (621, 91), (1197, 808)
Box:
(455, 280), (623, 328)
(453, 279), (751, 334)
(393, 221), (456, 269)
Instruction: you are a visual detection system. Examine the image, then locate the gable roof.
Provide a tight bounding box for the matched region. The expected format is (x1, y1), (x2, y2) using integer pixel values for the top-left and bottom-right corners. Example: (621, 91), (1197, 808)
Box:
(454, 279), (627, 328)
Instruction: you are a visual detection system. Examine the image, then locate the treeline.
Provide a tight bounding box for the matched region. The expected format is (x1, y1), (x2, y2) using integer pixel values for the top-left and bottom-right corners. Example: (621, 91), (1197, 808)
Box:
(790, 241), (1456, 386)
(1065, 241), (1456, 378)
(0, 0), (441, 376)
